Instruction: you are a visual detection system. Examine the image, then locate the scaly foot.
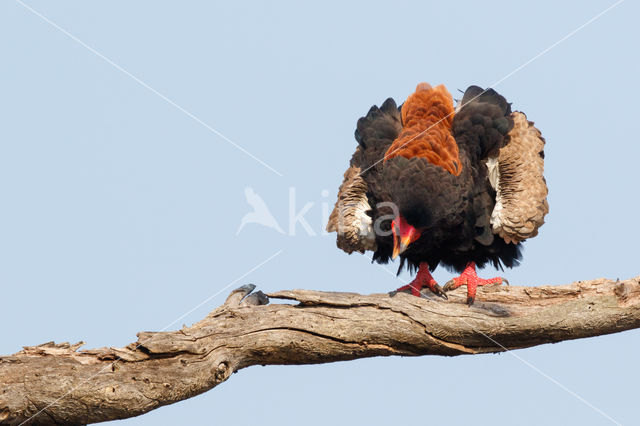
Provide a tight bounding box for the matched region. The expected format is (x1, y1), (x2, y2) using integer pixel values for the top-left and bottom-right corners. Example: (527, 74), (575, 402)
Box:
(443, 262), (508, 305)
(391, 262), (447, 299)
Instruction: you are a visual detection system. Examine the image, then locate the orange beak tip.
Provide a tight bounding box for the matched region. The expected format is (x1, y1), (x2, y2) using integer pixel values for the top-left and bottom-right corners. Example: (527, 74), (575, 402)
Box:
(392, 236), (412, 260)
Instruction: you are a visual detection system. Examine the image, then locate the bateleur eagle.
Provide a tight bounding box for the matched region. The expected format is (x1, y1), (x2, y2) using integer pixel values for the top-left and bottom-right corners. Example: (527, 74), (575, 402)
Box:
(327, 83), (548, 305)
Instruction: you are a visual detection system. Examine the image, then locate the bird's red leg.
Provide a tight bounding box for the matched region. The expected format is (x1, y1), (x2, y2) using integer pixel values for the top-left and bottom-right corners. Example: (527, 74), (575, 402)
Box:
(443, 262), (508, 305)
(392, 262), (446, 299)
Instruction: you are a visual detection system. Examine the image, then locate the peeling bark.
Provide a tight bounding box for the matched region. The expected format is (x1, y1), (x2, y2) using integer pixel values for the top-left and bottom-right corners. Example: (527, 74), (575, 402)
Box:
(2, 277), (639, 425)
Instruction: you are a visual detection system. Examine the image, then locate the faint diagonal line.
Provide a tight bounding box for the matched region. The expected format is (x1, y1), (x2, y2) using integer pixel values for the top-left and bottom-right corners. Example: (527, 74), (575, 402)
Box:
(358, 3), (625, 418)
(18, 250), (283, 426)
(370, 258), (622, 426)
(14, 0), (284, 177)
(490, 0), (625, 90)
(157, 249), (283, 332)
(358, 0), (624, 177)
(457, 317), (623, 426)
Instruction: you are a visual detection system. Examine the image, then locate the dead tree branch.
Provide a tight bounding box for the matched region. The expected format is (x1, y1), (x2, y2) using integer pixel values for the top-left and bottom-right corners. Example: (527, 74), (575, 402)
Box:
(2, 277), (639, 425)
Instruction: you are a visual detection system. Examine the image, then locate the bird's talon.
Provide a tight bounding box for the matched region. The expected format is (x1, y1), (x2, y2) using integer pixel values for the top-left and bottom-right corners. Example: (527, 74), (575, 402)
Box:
(392, 263), (447, 300)
(442, 278), (461, 293)
(328, 85), (543, 308)
(433, 285), (448, 300)
(441, 263), (510, 304)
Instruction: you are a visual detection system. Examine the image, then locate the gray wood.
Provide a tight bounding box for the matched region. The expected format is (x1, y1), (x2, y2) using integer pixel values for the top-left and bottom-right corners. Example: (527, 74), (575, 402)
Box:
(1, 277), (639, 425)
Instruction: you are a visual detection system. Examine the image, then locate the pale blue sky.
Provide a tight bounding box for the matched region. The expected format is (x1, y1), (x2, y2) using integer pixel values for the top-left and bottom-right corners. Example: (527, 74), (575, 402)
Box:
(1, 1), (638, 425)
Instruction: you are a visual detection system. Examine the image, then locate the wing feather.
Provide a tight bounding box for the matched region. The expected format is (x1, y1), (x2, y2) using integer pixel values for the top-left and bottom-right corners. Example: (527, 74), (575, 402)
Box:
(489, 111), (549, 243)
(327, 98), (402, 254)
(326, 156), (377, 253)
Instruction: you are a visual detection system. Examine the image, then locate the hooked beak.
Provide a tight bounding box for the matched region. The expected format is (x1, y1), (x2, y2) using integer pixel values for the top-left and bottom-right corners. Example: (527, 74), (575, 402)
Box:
(391, 215), (420, 260)
(392, 234), (413, 260)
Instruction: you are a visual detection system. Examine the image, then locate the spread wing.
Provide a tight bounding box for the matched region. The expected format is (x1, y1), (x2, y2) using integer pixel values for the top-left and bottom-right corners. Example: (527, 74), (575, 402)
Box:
(327, 98), (402, 254)
(454, 85), (548, 245)
(326, 155), (377, 253)
(489, 111), (549, 243)
(452, 86), (514, 247)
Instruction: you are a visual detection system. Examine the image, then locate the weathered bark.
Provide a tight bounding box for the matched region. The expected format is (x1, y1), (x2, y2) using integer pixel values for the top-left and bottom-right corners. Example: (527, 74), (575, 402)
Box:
(2, 276), (639, 425)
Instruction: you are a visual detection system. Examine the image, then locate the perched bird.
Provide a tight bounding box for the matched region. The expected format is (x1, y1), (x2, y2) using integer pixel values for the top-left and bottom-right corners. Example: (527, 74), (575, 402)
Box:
(327, 83), (548, 305)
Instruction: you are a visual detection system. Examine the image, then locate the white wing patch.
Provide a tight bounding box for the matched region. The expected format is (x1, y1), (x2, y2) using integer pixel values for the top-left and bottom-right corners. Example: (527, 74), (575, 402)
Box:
(349, 197), (377, 250)
(327, 162), (377, 253)
(486, 155), (505, 232)
(486, 156), (499, 191)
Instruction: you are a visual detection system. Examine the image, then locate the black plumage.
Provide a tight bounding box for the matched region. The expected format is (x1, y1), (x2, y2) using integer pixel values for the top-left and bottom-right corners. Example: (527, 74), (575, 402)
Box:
(328, 83), (548, 303)
(353, 86), (520, 273)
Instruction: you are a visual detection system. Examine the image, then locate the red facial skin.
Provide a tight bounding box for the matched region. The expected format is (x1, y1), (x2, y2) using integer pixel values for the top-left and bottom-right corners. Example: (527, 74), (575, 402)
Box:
(391, 215), (421, 259)
(390, 216), (506, 303)
(390, 217), (445, 299)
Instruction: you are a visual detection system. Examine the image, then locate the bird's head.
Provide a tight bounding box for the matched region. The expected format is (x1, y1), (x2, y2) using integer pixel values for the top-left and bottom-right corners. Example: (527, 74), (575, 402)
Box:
(391, 214), (422, 259)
